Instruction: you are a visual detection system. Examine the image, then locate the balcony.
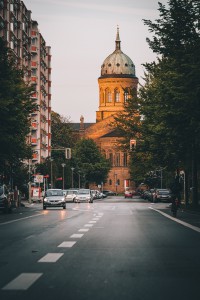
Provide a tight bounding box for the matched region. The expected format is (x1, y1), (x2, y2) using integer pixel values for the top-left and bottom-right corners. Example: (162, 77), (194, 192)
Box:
(31, 76), (37, 82)
(32, 152), (38, 160)
(31, 92), (37, 99)
(31, 122), (37, 130)
(31, 138), (37, 145)
(31, 45), (37, 53)
(31, 61), (37, 68)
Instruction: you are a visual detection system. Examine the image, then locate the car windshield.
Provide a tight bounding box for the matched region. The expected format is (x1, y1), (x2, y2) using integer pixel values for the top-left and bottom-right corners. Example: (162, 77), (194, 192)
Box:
(158, 190), (170, 195)
(67, 190), (77, 195)
(46, 190), (63, 197)
(0, 186), (3, 195)
(77, 189), (90, 195)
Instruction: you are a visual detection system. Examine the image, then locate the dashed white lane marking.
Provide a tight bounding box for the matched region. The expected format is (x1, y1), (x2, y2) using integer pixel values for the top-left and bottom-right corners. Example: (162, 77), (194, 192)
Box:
(89, 221), (97, 223)
(78, 228), (89, 232)
(58, 241), (77, 248)
(84, 224), (93, 227)
(70, 234), (84, 238)
(38, 253), (64, 263)
(2, 273), (43, 290)
(93, 218), (100, 220)
(149, 207), (200, 233)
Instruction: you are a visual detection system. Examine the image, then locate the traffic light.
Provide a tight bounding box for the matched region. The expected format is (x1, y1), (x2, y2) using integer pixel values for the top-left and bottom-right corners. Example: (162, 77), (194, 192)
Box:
(65, 148), (71, 159)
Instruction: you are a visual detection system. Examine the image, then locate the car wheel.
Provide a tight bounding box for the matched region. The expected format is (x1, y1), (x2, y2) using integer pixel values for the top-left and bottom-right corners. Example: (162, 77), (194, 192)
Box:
(43, 206), (46, 210)
(63, 205), (66, 209)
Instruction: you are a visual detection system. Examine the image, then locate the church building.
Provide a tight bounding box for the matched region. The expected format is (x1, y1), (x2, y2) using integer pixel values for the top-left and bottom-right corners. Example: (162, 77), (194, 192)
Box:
(76, 28), (138, 193)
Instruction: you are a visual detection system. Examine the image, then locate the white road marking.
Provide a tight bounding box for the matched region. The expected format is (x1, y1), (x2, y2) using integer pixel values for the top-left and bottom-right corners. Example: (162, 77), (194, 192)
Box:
(2, 273), (42, 290)
(89, 221), (97, 223)
(0, 213), (43, 226)
(149, 207), (200, 233)
(92, 218), (100, 220)
(84, 224), (93, 227)
(58, 241), (77, 248)
(78, 228), (89, 232)
(38, 253), (64, 263)
(70, 234), (84, 238)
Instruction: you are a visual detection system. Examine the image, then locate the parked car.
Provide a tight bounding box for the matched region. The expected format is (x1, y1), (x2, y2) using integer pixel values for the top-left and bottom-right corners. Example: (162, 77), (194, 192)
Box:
(153, 189), (172, 203)
(124, 190), (134, 198)
(74, 189), (93, 203)
(143, 189), (155, 202)
(43, 189), (66, 210)
(102, 190), (116, 196)
(63, 189), (78, 202)
(0, 184), (12, 213)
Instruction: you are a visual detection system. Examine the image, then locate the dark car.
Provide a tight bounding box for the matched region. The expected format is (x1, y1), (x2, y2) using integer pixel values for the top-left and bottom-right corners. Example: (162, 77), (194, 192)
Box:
(43, 189), (66, 210)
(102, 190), (116, 196)
(0, 185), (12, 213)
(153, 189), (172, 203)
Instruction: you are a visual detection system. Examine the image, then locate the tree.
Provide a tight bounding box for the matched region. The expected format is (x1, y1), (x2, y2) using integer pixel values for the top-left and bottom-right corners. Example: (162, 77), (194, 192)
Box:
(73, 138), (111, 187)
(142, 0), (200, 206)
(0, 38), (37, 185)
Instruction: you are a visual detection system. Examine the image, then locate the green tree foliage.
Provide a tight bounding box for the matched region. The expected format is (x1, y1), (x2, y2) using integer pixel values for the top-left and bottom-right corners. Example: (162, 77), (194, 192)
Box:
(113, 0), (200, 203)
(0, 38), (37, 184)
(73, 138), (111, 186)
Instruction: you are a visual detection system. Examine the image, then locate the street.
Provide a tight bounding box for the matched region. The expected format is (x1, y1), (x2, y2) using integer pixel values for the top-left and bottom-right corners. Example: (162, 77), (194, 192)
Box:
(0, 196), (200, 300)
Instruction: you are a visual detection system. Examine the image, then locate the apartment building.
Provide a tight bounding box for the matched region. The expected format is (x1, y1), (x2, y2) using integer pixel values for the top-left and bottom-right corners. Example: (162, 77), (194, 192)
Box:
(0, 0), (51, 164)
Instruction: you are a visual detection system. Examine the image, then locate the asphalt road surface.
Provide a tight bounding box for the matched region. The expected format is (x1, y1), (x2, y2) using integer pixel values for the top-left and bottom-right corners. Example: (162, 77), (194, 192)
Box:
(0, 196), (200, 300)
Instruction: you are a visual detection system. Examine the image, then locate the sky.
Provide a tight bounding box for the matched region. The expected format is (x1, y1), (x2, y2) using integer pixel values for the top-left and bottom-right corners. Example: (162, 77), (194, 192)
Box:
(24, 0), (168, 123)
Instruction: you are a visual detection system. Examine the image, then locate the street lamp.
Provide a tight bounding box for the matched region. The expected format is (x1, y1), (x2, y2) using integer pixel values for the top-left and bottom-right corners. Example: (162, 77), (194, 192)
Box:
(50, 158), (54, 188)
(114, 173), (118, 194)
(61, 163), (66, 190)
(71, 167), (75, 188)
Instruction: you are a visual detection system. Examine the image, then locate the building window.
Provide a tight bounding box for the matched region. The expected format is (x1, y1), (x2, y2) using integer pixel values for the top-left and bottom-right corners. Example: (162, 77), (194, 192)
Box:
(124, 91), (129, 102)
(115, 90), (120, 103)
(109, 179), (112, 185)
(115, 153), (120, 166)
(123, 153), (127, 166)
(109, 152), (113, 165)
(106, 88), (112, 103)
(117, 179), (120, 186)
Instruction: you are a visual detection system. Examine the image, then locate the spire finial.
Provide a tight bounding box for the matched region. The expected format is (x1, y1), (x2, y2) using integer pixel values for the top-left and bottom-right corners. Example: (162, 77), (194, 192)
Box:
(115, 25), (121, 50)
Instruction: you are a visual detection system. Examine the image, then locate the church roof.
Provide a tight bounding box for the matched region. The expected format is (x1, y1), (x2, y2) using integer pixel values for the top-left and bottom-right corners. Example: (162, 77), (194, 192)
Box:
(70, 123), (94, 131)
(100, 27), (136, 78)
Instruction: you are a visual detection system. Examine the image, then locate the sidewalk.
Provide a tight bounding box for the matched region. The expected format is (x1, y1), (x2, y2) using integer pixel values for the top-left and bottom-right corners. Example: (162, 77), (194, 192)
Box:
(156, 204), (200, 229)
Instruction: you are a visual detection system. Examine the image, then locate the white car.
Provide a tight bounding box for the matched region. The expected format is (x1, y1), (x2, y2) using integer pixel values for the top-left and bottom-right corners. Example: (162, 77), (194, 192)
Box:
(43, 189), (66, 210)
(74, 189), (93, 203)
(63, 189), (78, 202)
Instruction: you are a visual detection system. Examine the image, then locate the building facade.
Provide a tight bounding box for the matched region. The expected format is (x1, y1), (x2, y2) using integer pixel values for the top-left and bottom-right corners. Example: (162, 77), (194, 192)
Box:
(84, 28), (138, 193)
(0, 0), (51, 164)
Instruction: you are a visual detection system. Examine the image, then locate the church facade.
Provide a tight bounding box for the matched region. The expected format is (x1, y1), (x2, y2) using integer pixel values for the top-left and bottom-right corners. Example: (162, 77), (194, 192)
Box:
(82, 28), (139, 193)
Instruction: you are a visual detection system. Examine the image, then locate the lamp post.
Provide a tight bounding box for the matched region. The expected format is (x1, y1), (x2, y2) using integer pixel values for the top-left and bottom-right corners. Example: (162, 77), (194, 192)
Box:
(114, 173), (118, 195)
(71, 167), (75, 188)
(50, 158), (54, 188)
(78, 171), (81, 189)
(61, 163), (66, 189)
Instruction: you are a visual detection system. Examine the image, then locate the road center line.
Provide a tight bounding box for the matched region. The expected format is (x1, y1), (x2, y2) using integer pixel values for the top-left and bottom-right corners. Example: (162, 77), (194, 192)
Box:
(2, 273), (43, 290)
(38, 253), (64, 263)
(149, 207), (200, 233)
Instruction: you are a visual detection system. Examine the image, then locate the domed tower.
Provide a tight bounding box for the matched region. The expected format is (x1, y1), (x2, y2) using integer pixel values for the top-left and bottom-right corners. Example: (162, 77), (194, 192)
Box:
(96, 27), (138, 122)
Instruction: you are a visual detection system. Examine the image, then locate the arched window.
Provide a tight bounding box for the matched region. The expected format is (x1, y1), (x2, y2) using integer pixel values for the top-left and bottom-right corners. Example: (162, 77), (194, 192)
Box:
(108, 152), (113, 165)
(123, 152), (127, 166)
(100, 89), (104, 104)
(109, 179), (112, 185)
(115, 153), (120, 166)
(106, 88), (112, 103)
(115, 89), (120, 102)
(124, 91), (129, 102)
(117, 179), (120, 186)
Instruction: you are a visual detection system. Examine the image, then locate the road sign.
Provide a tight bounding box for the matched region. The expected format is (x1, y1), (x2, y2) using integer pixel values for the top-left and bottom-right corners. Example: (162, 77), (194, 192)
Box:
(34, 175), (44, 183)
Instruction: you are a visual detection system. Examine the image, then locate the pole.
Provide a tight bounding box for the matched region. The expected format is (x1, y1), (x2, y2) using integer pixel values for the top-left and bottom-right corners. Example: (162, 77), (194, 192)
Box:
(61, 163), (66, 190)
(71, 168), (74, 188)
(28, 160), (32, 204)
(50, 158), (53, 188)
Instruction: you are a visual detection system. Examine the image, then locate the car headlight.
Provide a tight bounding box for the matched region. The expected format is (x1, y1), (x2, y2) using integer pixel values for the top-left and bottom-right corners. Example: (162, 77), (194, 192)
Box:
(44, 198), (47, 202)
